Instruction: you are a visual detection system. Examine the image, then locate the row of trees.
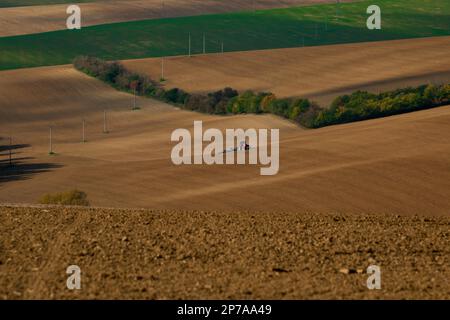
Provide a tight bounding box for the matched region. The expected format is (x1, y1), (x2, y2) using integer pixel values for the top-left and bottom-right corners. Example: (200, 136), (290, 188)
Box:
(73, 56), (450, 129)
(313, 84), (450, 127)
(74, 56), (162, 97)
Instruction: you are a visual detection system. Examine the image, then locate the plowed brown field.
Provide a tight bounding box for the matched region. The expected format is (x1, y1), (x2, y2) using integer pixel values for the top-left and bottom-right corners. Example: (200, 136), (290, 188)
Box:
(1, 54), (450, 214)
(1, 206), (449, 299)
(1, 32), (450, 300)
(124, 36), (450, 106)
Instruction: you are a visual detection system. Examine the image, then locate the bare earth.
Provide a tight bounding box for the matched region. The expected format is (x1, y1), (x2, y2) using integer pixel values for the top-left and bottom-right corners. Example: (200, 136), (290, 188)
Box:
(0, 35), (450, 300)
(124, 36), (450, 106)
(0, 206), (449, 299)
(1, 53), (450, 214)
(0, 0), (357, 37)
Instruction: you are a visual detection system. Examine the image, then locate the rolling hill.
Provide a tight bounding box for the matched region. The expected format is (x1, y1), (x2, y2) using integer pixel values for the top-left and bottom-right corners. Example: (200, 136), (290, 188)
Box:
(0, 0), (449, 70)
(0, 0), (358, 36)
(1, 0), (450, 302)
(1, 59), (450, 215)
(124, 36), (450, 106)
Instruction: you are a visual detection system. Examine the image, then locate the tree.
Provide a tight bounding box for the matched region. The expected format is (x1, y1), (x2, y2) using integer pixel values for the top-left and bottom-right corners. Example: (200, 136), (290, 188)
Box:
(424, 84), (439, 105)
(260, 94), (276, 113)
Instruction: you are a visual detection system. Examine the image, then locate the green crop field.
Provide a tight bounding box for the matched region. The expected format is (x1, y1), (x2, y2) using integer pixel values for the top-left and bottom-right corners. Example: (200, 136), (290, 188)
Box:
(0, 0), (449, 70)
(0, 0), (97, 8)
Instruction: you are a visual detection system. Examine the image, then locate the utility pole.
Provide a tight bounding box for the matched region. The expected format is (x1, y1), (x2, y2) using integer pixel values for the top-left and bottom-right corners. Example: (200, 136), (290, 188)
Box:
(221, 41), (224, 54)
(103, 110), (108, 134)
(49, 126), (53, 154)
(82, 118), (86, 143)
(203, 33), (206, 54)
(336, 0), (340, 20)
(9, 135), (12, 166)
(133, 87), (137, 109)
(188, 32), (191, 57)
(161, 56), (165, 80)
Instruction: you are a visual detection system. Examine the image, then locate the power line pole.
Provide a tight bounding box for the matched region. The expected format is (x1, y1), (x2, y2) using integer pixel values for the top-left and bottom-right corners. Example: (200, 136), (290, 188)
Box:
(49, 126), (53, 155)
(188, 32), (191, 57)
(221, 41), (224, 54)
(82, 118), (86, 143)
(161, 56), (165, 80)
(103, 110), (108, 134)
(203, 33), (206, 54)
(336, 0), (340, 20)
(9, 135), (12, 166)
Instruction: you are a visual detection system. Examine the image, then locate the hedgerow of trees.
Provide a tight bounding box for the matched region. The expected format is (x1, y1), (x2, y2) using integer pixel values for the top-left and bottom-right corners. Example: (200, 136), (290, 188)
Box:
(73, 56), (450, 128)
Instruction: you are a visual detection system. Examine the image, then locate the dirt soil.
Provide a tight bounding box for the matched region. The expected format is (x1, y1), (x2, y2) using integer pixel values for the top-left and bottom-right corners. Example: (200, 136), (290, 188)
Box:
(0, 0), (358, 37)
(124, 36), (450, 106)
(1, 57), (450, 215)
(0, 206), (449, 299)
(0, 29), (449, 301)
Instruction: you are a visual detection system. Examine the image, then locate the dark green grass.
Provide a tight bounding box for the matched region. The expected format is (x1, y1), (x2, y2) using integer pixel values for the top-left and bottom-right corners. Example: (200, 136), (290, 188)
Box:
(0, 0), (449, 70)
(0, 0), (98, 8)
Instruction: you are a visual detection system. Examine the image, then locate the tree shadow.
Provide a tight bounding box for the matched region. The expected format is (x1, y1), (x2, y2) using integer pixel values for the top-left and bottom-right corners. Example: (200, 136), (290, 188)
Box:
(0, 139), (62, 184)
(0, 143), (30, 153)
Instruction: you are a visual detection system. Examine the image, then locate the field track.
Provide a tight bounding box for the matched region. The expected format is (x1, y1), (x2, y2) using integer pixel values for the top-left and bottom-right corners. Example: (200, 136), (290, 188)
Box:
(0, 0), (357, 37)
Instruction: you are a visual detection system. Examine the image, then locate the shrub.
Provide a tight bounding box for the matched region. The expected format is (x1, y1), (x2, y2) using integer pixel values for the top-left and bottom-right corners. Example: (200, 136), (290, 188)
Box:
(439, 84), (450, 103)
(260, 94), (277, 113)
(270, 98), (292, 117)
(424, 84), (440, 105)
(115, 73), (132, 89)
(184, 94), (210, 112)
(142, 78), (158, 96)
(163, 88), (189, 104)
(330, 94), (350, 110)
(99, 61), (124, 83)
(254, 92), (272, 113)
(214, 100), (228, 114)
(39, 190), (90, 206)
(299, 102), (322, 128)
(227, 90), (267, 114)
(208, 87), (238, 106)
